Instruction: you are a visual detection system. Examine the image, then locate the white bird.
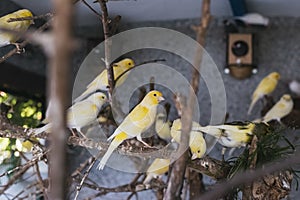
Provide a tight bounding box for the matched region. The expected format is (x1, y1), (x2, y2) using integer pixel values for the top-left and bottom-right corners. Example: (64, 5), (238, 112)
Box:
(235, 13), (269, 26)
(289, 80), (300, 96)
(262, 94), (293, 123)
(34, 92), (108, 136)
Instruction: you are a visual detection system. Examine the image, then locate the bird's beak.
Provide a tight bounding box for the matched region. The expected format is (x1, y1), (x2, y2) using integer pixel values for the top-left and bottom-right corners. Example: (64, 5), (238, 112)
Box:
(191, 153), (198, 160)
(158, 96), (165, 102)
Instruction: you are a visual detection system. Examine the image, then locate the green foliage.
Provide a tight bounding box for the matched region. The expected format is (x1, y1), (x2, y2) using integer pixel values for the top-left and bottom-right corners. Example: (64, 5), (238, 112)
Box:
(0, 91), (42, 128)
(228, 123), (295, 179)
(0, 91), (42, 166)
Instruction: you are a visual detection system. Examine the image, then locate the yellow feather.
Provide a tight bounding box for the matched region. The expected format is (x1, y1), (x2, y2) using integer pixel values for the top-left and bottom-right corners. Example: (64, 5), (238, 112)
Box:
(114, 132), (128, 141)
(34, 92), (107, 135)
(74, 58), (135, 102)
(248, 72), (280, 114)
(263, 94), (293, 122)
(171, 119), (206, 159)
(197, 122), (255, 148)
(144, 158), (170, 184)
(98, 90), (164, 170)
(0, 9), (33, 47)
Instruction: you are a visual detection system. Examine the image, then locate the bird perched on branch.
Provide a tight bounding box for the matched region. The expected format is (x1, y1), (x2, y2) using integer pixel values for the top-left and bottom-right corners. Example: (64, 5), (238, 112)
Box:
(143, 158), (170, 184)
(0, 9), (34, 52)
(262, 94), (293, 123)
(248, 72), (280, 114)
(34, 92), (108, 136)
(74, 58), (135, 102)
(170, 119), (206, 160)
(195, 121), (261, 149)
(97, 90), (165, 170)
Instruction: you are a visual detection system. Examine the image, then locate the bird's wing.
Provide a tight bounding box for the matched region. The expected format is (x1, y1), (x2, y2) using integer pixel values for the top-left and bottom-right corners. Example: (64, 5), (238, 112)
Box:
(254, 77), (277, 97)
(86, 70), (107, 89)
(74, 72), (108, 102)
(67, 101), (98, 127)
(108, 105), (151, 140)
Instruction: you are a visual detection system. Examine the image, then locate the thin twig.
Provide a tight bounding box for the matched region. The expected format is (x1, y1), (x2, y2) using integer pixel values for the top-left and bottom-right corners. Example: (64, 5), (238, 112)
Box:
(97, 0), (115, 97)
(86, 179), (166, 199)
(0, 161), (34, 194)
(164, 1), (210, 199)
(0, 149), (49, 178)
(7, 13), (53, 23)
(71, 155), (96, 177)
(74, 153), (101, 200)
(115, 59), (166, 83)
(200, 152), (300, 199)
(149, 76), (155, 91)
(80, 0), (103, 19)
(34, 163), (48, 199)
(242, 135), (258, 199)
(11, 182), (40, 200)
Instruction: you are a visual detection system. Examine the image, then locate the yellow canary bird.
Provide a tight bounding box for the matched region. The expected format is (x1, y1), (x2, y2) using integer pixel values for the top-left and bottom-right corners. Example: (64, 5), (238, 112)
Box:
(248, 72), (280, 114)
(262, 94), (293, 123)
(196, 121), (257, 148)
(155, 112), (172, 141)
(74, 58), (135, 102)
(170, 119), (206, 160)
(34, 92), (107, 136)
(0, 9), (34, 50)
(97, 90), (165, 170)
(143, 158), (170, 184)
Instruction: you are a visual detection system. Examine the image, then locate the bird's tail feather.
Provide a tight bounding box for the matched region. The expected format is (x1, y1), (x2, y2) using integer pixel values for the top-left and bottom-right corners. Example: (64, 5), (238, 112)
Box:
(247, 95), (258, 115)
(97, 137), (124, 170)
(34, 123), (52, 135)
(197, 126), (222, 138)
(143, 174), (154, 184)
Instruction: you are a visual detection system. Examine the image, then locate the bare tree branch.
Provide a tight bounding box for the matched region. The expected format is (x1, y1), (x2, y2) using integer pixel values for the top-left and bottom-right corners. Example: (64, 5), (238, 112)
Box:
(7, 13), (53, 23)
(80, 0), (102, 20)
(200, 152), (300, 199)
(164, 0), (211, 199)
(74, 153), (100, 200)
(34, 163), (48, 200)
(97, 0), (115, 97)
(48, 0), (74, 199)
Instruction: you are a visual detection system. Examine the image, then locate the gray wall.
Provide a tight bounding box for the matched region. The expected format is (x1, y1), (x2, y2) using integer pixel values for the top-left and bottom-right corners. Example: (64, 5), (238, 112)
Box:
(11, 0), (300, 26)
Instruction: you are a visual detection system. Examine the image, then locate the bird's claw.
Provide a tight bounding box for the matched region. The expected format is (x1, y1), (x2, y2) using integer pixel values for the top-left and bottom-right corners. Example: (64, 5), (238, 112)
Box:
(139, 140), (157, 149)
(13, 43), (25, 54)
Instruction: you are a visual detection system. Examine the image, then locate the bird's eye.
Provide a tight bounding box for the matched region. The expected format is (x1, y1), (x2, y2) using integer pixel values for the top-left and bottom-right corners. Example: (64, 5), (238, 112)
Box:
(128, 62), (131, 65)
(153, 93), (157, 96)
(198, 150), (201, 153)
(101, 96), (105, 99)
